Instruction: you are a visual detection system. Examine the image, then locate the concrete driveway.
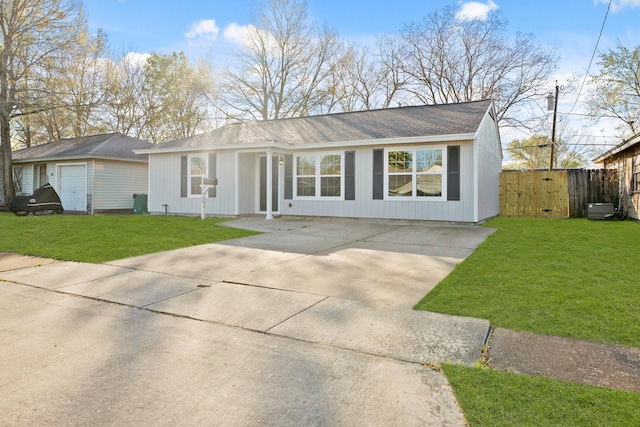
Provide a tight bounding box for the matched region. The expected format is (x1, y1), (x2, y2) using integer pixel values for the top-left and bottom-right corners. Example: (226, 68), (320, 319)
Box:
(0, 217), (493, 426)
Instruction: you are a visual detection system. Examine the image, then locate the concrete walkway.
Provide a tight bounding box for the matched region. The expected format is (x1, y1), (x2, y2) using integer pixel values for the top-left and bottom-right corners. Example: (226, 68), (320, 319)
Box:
(0, 217), (493, 425)
(489, 328), (640, 393)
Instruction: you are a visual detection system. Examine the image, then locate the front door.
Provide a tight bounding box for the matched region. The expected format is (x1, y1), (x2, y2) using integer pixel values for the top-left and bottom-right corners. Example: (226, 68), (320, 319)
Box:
(259, 156), (279, 213)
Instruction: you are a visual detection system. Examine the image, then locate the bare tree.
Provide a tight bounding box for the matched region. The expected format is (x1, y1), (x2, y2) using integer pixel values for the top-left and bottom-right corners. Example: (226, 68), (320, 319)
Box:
(15, 28), (110, 146)
(333, 40), (408, 112)
(100, 52), (149, 138)
(138, 52), (216, 143)
(1, 0), (88, 205)
(388, 6), (557, 127)
(220, 0), (343, 121)
(587, 41), (640, 137)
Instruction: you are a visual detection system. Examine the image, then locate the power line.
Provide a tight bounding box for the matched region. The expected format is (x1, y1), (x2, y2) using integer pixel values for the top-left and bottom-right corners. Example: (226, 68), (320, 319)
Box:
(566, 0), (612, 116)
(505, 143), (619, 150)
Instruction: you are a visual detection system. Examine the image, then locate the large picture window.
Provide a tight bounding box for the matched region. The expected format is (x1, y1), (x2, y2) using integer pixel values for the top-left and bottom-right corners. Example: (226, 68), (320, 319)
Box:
(295, 153), (343, 198)
(386, 148), (444, 199)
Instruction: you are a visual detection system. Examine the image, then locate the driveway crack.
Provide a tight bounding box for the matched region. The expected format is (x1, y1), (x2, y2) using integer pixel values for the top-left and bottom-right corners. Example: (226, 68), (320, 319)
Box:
(264, 296), (328, 333)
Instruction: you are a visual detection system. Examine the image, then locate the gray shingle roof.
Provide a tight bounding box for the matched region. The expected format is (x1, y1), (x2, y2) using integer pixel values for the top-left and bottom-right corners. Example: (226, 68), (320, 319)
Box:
(160, 100), (493, 149)
(12, 133), (152, 162)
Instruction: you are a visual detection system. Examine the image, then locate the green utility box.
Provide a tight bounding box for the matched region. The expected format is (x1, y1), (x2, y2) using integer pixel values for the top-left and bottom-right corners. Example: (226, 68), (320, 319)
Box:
(132, 193), (148, 214)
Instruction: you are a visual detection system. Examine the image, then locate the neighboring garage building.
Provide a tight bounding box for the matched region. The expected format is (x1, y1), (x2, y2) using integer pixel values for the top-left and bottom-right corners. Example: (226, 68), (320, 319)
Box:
(136, 100), (502, 223)
(12, 133), (151, 214)
(594, 132), (640, 220)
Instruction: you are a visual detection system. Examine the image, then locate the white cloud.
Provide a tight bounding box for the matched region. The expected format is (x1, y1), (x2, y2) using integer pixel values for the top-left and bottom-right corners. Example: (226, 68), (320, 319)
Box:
(456, 0), (499, 21)
(185, 19), (220, 45)
(595, 0), (640, 12)
(223, 23), (257, 47)
(124, 52), (151, 67)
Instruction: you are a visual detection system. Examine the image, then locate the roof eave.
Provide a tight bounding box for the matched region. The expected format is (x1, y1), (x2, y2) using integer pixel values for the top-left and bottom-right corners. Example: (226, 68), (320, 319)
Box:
(12, 155), (148, 164)
(136, 133), (477, 155)
(593, 132), (640, 163)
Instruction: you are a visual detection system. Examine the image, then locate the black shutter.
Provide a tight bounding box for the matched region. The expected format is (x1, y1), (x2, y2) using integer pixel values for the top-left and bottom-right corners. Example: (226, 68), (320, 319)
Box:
(180, 155), (188, 198)
(447, 146), (460, 201)
(345, 151), (355, 200)
(373, 149), (384, 200)
(208, 153), (217, 198)
(284, 154), (293, 200)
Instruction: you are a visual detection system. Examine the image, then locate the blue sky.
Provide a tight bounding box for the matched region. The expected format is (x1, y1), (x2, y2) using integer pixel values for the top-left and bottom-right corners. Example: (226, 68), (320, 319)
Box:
(85, 0), (640, 152)
(86, 0), (639, 66)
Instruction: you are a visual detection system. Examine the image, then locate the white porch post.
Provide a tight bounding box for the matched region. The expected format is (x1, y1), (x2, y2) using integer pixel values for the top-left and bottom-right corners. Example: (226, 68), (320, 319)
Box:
(265, 150), (273, 220)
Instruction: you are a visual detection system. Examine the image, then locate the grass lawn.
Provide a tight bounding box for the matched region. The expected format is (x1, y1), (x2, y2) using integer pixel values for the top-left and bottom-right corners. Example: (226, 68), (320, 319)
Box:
(442, 364), (640, 427)
(415, 217), (640, 347)
(0, 212), (259, 263)
(416, 217), (640, 426)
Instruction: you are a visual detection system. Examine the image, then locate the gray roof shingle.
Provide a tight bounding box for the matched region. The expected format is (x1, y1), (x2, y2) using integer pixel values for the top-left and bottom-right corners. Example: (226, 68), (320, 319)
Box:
(160, 100), (492, 149)
(12, 133), (152, 162)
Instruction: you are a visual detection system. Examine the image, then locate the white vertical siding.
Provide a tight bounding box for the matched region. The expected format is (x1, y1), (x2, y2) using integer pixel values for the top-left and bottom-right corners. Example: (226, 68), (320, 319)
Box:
(237, 153), (257, 214)
(147, 152), (180, 213)
(216, 151), (237, 214)
(280, 143), (477, 222)
(148, 151), (238, 216)
(93, 160), (148, 210)
(474, 111), (502, 222)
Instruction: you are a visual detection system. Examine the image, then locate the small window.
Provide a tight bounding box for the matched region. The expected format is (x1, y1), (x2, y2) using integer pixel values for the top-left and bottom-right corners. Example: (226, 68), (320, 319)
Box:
(296, 155), (316, 197)
(633, 164), (640, 192)
(295, 153), (343, 199)
(36, 164), (48, 188)
(189, 154), (207, 196)
(320, 154), (341, 197)
(416, 149), (442, 197)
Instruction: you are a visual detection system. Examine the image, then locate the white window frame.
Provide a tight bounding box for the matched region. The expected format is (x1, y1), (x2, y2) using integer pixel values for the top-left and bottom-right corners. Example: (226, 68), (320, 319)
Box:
(188, 153), (208, 198)
(384, 146), (447, 201)
(294, 152), (344, 200)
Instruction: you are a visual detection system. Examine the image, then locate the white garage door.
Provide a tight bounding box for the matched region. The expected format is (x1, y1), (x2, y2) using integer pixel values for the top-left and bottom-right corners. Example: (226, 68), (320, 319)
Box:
(59, 165), (87, 212)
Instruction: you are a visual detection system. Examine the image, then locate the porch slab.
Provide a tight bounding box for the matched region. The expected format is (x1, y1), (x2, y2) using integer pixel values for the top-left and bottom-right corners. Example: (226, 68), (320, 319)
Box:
(369, 224), (495, 249)
(146, 282), (326, 331)
(220, 231), (360, 256)
(269, 298), (490, 366)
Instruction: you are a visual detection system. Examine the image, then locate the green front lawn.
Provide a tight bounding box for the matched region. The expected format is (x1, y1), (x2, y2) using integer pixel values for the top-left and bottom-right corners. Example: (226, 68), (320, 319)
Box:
(416, 217), (640, 425)
(0, 213), (259, 263)
(442, 364), (640, 426)
(415, 217), (640, 347)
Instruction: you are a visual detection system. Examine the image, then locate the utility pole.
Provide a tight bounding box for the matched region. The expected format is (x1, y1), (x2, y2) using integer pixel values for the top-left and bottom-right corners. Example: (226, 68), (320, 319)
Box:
(547, 83), (559, 171)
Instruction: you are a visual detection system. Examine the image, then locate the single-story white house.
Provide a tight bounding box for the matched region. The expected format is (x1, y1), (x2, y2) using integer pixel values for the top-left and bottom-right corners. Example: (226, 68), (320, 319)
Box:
(12, 133), (152, 214)
(594, 132), (640, 220)
(136, 99), (502, 223)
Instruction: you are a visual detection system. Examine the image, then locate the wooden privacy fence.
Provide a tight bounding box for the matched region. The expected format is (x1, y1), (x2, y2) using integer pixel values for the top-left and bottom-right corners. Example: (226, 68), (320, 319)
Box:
(500, 169), (619, 218)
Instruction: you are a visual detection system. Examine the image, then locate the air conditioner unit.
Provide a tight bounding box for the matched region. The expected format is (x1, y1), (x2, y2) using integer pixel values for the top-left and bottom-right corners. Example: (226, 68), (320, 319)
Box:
(586, 203), (614, 220)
